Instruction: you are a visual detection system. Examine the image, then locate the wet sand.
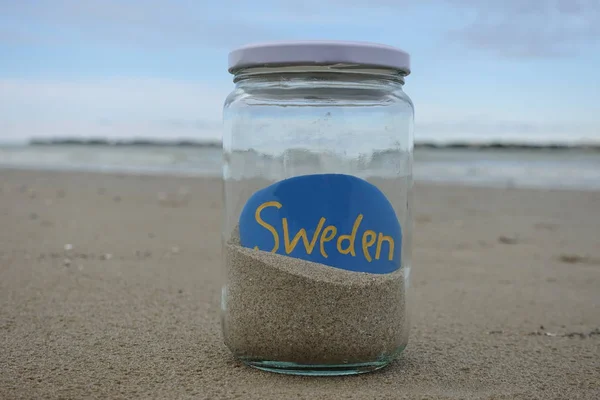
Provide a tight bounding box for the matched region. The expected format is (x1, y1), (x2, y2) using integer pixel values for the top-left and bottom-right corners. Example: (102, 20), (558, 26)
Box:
(0, 169), (599, 399)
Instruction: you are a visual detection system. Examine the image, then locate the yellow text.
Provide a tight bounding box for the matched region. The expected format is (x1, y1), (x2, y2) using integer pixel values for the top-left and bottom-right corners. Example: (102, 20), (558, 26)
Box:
(254, 201), (395, 262)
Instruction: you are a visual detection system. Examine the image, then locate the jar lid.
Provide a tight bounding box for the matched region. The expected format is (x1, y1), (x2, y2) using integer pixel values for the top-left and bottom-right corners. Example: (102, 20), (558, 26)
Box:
(228, 40), (410, 75)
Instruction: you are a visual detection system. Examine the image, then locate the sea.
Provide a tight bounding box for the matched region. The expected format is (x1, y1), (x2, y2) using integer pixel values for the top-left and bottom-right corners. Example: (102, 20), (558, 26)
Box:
(1, 143), (600, 191)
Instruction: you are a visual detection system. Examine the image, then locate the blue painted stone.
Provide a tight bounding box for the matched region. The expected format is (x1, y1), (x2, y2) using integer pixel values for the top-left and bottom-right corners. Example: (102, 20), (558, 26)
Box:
(238, 174), (402, 274)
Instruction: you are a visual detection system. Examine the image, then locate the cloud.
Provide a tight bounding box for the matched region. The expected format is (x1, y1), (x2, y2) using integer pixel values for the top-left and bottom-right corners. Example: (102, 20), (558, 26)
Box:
(445, 0), (600, 58)
(1, 0), (279, 49)
(293, 0), (600, 58)
(5, 0), (597, 57)
(0, 27), (49, 46)
(0, 78), (229, 140)
(1, 0), (598, 145)
(0, 77), (596, 144)
(416, 119), (598, 144)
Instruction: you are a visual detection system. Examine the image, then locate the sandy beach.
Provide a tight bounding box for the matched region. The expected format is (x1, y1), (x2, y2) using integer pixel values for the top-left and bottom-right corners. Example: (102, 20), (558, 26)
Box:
(1, 168), (599, 399)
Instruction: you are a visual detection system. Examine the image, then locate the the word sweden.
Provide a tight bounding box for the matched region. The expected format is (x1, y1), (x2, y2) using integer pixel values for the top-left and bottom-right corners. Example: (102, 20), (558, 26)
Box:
(254, 201), (395, 262)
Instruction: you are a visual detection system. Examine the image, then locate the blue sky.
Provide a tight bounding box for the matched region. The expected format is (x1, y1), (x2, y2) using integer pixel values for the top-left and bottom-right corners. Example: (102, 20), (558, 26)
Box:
(0, 0), (599, 144)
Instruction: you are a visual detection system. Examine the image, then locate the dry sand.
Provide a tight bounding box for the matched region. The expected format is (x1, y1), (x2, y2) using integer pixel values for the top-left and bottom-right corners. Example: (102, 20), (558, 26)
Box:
(0, 169), (599, 399)
(224, 240), (407, 365)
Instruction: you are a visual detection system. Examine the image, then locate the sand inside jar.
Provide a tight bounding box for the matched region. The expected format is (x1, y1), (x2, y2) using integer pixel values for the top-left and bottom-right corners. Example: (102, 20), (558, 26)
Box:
(223, 230), (407, 365)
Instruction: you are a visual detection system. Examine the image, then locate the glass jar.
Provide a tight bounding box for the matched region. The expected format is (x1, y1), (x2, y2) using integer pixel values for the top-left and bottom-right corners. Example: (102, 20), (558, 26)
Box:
(221, 41), (414, 375)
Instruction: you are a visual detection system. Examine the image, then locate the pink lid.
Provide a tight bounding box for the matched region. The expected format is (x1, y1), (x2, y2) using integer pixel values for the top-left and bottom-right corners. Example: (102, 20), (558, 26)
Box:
(228, 40), (410, 75)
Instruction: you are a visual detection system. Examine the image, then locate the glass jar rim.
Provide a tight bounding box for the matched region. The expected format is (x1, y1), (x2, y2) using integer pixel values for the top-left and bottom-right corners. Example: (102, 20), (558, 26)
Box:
(230, 65), (408, 85)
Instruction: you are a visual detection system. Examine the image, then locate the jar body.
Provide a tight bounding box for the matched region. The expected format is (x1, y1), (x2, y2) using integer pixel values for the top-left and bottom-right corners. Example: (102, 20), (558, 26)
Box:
(221, 67), (414, 375)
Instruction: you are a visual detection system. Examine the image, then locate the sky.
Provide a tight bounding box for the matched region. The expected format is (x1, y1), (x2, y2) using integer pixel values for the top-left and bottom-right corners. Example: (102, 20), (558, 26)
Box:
(0, 0), (599, 144)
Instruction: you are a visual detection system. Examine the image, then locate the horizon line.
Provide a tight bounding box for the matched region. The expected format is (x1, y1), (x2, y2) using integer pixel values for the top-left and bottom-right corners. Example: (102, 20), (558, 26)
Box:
(6, 137), (598, 151)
